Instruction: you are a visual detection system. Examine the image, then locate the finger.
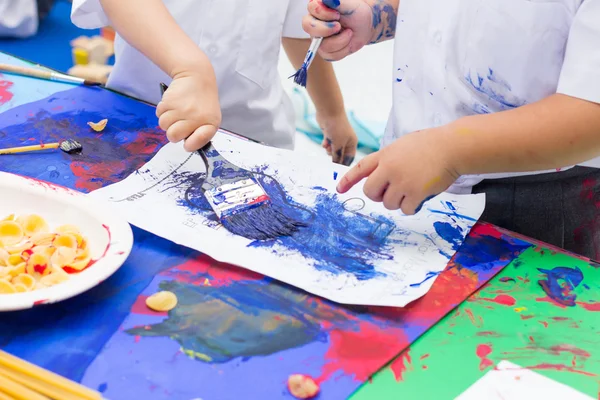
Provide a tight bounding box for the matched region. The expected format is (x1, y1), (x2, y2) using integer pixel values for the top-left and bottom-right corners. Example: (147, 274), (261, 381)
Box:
(321, 137), (330, 149)
(319, 29), (353, 56)
(308, 0), (340, 20)
(400, 195), (425, 216)
(337, 152), (380, 193)
(322, 0), (357, 15)
(382, 185), (405, 211)
(184, 124), (218, 152)
(362, 168), (389, 202)
(342, 142), (356, 166)
(332, 146), (344, 164)
(342, 154), (355, 166)
(156, 100), (170, 118)
(165, 119), (200, 143)
(158, 110), (179, 131)
(302, 16), (341, 38)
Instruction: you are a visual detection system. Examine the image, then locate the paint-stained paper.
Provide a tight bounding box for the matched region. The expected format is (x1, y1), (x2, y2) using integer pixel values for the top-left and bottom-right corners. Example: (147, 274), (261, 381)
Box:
(90, 132), (486, 307)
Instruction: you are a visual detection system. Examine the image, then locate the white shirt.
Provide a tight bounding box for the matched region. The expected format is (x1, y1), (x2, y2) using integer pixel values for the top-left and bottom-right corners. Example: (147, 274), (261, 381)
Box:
(384, 0), (600, 193)
(0, 0), (37, 38)
(71, 0), (309, 149)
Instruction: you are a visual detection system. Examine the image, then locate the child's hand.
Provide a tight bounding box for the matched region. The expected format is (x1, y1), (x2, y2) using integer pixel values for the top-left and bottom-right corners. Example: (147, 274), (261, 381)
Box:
(156, 67), (221, 152)
(303, 0), (376, 61)
(336, 128), (461, 214)
(317, 112), (358, 166)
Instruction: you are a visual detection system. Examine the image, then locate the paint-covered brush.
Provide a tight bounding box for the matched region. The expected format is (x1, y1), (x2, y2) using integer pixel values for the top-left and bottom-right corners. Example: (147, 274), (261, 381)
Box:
(289, 37), (323, 87)
(159, 83), (305, 240)
(198, 142), (305, 240)
(0, 139), (82, 155)
(0, 63), (102, 86)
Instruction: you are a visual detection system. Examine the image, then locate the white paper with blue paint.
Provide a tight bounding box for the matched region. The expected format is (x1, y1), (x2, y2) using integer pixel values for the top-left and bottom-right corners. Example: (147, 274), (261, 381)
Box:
(90, 132), (486, 307)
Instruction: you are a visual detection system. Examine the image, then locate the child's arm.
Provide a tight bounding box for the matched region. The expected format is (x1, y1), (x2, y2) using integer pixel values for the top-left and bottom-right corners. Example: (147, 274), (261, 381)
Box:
(99, 0), (221, 151)
(304, 0), (399, 61)
(283, 37), (357, 165)
(337, 94), (600, 214)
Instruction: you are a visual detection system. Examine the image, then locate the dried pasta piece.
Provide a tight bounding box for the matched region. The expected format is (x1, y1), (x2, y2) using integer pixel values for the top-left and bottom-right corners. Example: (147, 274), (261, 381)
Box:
(16, 214), (50, 237)
(5, 240), (33, 255)
(0, 248), (8, 266)
(0, 221), (24, 246)
(53, 234), (78, 250)
(40, 268), (69, 286)
(87, 119), (108, 132)
(13, 283), (28, 292)
(8, 263), (25, 277)
(12, 274), (35, 291)
(50, 246), (77, 269)
(287, 375), (320, 399)
(30, 232), (56, 246)
(0, 280), (16, 294)
(2, 214), (14, 221)
(8, 254), (24, 267)
(55, 224), (81, 235)
(146, 291), (178, 312)
(26, 253), (50, 276)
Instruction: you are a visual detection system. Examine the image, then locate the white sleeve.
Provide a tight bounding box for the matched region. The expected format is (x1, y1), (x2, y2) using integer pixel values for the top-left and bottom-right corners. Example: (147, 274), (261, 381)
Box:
(71, 0), (110, 29)
(283, 0), (310, 38)
(0, 0), (38, 38)
(556, 0), (600, 104)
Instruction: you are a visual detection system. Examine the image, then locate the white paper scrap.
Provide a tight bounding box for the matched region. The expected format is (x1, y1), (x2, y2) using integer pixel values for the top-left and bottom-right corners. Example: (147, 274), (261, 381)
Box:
(90, 131), (485, 307)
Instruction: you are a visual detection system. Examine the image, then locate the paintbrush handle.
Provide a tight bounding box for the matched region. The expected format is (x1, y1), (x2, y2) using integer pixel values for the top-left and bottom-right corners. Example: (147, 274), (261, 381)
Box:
(0, 143), (60, 155)
(304, 37), (323, 68)
(0, 63), (85, 85)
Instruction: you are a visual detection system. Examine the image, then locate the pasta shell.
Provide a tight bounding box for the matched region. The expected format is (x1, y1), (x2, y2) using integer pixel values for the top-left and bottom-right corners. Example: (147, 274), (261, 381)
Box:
(8, 263), (25, 277)
(13, 283), (28, 293)
(2, 214), (14, 221)
(32, 245), (56, 258)
(55, 224), (81, 235)
(5, 240), (33, 255)
(30, 232), (57, 246)
(0, 280), (16, 294)
(87, 118), (108, 132)
(26, 253), (50, 276)
(53, 234), (78, 250)
(12, 273), (35, 290)
(0, 221), (24, 246)
(40, 268), (69, 286)
(8, 254), (24, 267)
(50, 246), (77, 269)
(16, 214), (50, 237)
(0, 248), (8, 266)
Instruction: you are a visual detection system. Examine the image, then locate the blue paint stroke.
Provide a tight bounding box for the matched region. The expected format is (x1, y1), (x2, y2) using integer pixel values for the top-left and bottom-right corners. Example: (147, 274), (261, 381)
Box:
(168, 171), (404, 281)
(126, 279), (351, 363)
(323, 0), (340, 8)
(465, 68), (525, 110)
(453, 234), (531, 274)
(334, 171), (339, 180)
(371, 1), (397, 43)
(537, 266), (584, 307)
(434, 222), (463, 251)
(409, 271), (441, 288)
(414, 195), (435, 214)
(427, 208), (477, 222)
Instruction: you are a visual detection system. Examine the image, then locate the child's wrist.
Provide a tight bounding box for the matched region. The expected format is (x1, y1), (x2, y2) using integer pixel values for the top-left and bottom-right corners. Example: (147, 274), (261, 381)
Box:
(169, 50), (212, 80)
(437, 121), (475, 177)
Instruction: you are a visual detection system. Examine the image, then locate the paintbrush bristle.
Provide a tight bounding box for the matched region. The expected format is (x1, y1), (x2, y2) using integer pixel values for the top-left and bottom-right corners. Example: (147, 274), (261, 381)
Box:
(83, 80), (102, 86)
(59, 139), (83, 154)
(289, 66), (308, 88)
(221, 203), (306, 241)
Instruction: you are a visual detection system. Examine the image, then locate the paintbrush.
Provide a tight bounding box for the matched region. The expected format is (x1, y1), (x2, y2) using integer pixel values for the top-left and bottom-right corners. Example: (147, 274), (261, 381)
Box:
(0, 63), (102, 86)
(289, 37), (323, 87)
(160, 83), (305, 240)
(0, 139), (82, 155)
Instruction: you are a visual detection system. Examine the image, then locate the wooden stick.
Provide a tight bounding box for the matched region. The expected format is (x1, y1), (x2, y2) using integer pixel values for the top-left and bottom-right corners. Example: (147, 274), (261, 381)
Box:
(0, 351), (101, 400)
(0, 365), (80, 400)
(0, 374), (49, 400)
(0, 143), (60, 155)
(0, 63), (88, 85)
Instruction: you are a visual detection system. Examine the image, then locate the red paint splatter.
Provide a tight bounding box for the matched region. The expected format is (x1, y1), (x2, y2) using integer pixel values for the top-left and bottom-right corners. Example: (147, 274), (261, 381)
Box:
(64, 224), (112, 274)
(520, 314), (534, 320)
(33, 264), (47, 274)
(548, 345), (590, 357)
(477, 294), (516, 307)
(552, 316), (569, 321)
(319, 323), (410, 383)
(33, 299), (48, 306)
(499, 277), (515, 283)
(420, 354), (429, 360)
(535, 296), (568, 309)
(477, 331), (501, 337)
(577, 301), (600, 312)
(539, 321), (548, 328)
(476, 344), (494, 370)
(130, 295), (167, 316)
(134, 335), (141, 343)
(526, 363), (596, 377)
(0, 74), (14, 105)
(390, 350), (412, 382)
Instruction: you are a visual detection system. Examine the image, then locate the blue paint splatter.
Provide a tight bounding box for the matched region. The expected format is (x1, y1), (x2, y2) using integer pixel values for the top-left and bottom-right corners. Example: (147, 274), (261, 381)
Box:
(583, 283), (590, 290)
(333, 171), (339, 180)
(323, 0), (340, 8)
(409, 271), (441, 288)
(453, 234), (531, 274)
(127, 279), (347, 363)
(465, 68), (525, 110)
(537, 266), (584, 307)
(168, 170), (404, 281)
(434, 222), (464, 255)
(371, 1), (397, 42)
(427, 208), (477, 222)
(396, 78), (403, 83)
(98, 383), (108, 393)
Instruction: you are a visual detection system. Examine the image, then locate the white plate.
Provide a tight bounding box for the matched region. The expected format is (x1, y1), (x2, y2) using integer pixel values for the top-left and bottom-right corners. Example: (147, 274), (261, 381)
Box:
(0, 172), (133, 311)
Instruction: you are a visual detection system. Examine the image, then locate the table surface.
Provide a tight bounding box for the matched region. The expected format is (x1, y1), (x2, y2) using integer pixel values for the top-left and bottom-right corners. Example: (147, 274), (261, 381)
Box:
(0, 52), (598, 400)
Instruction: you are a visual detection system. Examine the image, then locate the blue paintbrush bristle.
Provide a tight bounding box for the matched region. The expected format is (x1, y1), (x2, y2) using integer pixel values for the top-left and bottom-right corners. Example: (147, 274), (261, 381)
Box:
(221, 203), (306, 241)
(290, 65), (308, 88)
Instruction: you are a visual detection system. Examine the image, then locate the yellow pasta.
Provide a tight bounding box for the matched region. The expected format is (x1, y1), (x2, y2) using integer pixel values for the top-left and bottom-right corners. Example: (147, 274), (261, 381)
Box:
(0, 214), (93, 295)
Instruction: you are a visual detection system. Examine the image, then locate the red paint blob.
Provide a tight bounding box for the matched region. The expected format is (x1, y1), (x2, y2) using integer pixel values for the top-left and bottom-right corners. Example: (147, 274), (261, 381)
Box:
(0, 75), (14, 105)
(476, 344), (493, 370)
(390, 350), (412, 382)
(130, 295), (167, 316)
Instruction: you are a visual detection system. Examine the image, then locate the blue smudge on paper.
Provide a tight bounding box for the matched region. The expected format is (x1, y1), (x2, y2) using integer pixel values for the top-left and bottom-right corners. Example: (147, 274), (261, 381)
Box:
(409, 271), (441, 288)
(334, 171), (339, 180)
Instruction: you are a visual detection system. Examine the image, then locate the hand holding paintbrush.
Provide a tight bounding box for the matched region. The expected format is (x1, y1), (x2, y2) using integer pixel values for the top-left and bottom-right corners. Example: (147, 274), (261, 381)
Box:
(160, 83), (305, 240)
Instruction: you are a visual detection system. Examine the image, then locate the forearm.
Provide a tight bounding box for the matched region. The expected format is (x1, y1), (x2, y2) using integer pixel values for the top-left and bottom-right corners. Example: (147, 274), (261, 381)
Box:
(367, 0), (399, 44)
(283, 38), (345, 117)
(99, 0), (210, 77)
(447, 94), (600, 175)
